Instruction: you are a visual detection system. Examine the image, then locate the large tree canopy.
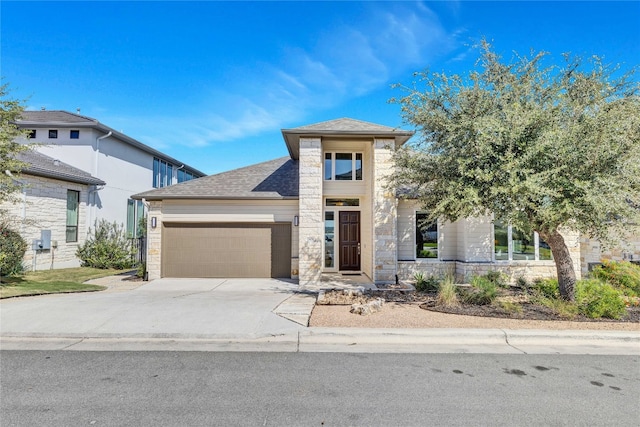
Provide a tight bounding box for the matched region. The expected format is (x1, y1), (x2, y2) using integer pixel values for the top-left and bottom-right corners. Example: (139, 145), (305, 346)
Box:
(391, 41), (640, 300)
(0, 83), (31, 204)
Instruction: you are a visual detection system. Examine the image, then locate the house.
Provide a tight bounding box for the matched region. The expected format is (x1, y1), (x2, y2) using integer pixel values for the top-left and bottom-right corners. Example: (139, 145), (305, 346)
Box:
(133, 118), (637, 284)
(1, 150), (105, 270)
(15, 110), (205, 239)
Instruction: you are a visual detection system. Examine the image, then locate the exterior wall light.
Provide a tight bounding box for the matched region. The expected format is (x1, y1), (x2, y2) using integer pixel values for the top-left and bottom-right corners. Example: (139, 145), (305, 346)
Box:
(151, 217), (157, 229)
(293, 216), (299, 226)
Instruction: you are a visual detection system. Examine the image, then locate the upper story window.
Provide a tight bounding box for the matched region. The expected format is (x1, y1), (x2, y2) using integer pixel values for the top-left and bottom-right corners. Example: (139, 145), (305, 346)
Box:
(177, 169), (195, 183)
(28, 130), (36, 138)
(494, 220), (552, 261)
(324, 152), (362, 181)
(49, 130), (58, 139)
(416, 212), (438, 259)
(153, 157), (174, 188)
(70, 130), (80, 139)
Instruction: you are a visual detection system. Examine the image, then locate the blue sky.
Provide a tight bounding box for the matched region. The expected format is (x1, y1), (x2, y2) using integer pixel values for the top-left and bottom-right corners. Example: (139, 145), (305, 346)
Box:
(2, 1), (639, 175)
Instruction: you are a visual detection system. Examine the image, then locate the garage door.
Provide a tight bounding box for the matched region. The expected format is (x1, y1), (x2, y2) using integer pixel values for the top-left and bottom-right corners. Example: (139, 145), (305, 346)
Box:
(162, 223), (291, 278)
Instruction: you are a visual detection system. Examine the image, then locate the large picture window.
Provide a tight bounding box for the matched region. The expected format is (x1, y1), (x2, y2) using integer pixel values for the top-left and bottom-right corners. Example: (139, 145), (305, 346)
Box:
(324, 153), (363, 181)
(494, 221), (552, 261)
(416, 213), (438, 259)
(66, 190), (80, 243)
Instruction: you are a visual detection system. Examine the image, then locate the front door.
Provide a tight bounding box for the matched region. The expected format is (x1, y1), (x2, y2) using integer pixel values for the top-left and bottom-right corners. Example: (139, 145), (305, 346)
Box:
(339, 211), (360, 271)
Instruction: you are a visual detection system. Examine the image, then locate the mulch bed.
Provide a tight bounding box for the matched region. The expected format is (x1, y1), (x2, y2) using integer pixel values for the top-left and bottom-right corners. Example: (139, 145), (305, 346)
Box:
(319, 288), (640, 323)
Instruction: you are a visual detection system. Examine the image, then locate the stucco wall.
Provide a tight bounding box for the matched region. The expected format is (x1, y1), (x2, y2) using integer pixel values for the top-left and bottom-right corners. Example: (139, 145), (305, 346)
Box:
(0, 175), (90, 270)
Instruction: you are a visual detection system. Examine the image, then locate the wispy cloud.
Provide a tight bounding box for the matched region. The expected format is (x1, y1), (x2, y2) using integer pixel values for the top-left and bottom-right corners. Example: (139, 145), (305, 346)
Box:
(129, 2), (462, 149)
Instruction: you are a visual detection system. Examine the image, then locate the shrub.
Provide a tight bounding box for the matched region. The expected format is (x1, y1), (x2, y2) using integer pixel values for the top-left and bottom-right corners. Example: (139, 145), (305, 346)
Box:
(484, 270), (508, 288)
(532, 278), (560, 299)
(77, 220), (135, 270)
(461, 275), (499, 305)
(515, 276), (530, 289)
(414, 271), (439, 292)
(0, 223), (27, 277)
(591, 260), (640, 297)
(575, 279), (626, 319)
(436, 276), (459, 307)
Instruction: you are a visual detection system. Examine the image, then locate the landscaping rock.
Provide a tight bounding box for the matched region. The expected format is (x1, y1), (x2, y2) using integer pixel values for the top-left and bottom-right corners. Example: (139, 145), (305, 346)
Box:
(350, 298), (385, 315)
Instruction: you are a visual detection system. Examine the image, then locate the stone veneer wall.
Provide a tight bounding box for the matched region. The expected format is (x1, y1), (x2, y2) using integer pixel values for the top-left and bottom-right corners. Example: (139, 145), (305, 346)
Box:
(297, 137), (323, 285)
(0, 175), (89, 270)
(372, 139), (397, 284)
(581, 230), (640, 274)
(145, 200), (162, 280)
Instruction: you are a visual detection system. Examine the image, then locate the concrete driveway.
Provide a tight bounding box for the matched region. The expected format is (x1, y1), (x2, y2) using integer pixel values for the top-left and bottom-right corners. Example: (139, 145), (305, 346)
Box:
(0, 278), (309, 340)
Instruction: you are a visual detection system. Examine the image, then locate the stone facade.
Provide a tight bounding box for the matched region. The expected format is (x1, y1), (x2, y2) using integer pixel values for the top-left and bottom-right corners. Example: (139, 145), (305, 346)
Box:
(0, 175), (90, 270)
(581, 229), (640, 274)
(145, 200), (163, 280)
(297, 137), (323, 285)
(372, 139), (397, 284)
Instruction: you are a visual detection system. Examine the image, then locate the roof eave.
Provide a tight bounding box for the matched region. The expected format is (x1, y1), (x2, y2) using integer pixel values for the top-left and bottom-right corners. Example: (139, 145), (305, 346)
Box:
(131, 194), (299, 201)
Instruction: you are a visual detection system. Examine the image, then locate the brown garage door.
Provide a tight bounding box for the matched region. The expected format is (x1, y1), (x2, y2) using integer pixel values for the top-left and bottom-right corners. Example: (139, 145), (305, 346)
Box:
(162, 223), (291, 278)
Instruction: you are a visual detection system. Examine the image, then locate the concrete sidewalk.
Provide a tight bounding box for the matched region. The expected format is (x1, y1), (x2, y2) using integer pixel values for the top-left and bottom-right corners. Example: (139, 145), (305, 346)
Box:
(1, 276), (639, 355)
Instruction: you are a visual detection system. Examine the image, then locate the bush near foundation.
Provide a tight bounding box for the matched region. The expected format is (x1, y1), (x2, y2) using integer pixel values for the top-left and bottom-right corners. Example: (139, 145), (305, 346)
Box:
(0, 223), (27, 277)
(591, 260), (640, 297)
(76, 220), (135, 270)
(575, 279), (626, 319)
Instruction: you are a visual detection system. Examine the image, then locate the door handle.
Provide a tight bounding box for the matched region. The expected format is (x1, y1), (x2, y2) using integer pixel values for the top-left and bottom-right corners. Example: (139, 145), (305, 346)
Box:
(357, 243), (361, 255)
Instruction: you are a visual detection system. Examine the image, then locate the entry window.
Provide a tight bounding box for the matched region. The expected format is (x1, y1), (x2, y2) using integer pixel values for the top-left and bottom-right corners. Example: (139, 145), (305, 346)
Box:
(66, 190), (80, 242)
(416, 212), (438, 259)
(326, 198), (359, 207)
(325, 212), (335, 268)
(324, 153), (363, 181)
(494, 221), (553, 261)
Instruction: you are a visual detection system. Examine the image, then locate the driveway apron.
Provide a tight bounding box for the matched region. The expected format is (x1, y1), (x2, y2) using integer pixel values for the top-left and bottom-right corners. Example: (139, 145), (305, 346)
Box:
(0, 278), (305, 339)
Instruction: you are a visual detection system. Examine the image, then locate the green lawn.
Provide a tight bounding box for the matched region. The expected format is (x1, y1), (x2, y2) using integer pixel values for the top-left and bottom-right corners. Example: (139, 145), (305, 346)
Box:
(0, 267), (129, 299)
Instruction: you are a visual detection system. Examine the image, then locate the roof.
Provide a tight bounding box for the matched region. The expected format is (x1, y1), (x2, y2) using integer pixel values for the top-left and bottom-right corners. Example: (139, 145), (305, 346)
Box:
(17, 150), (106, 186)
(132, 157), (298, 201)
(17, 110), (206, 177)
(282, 117), (414, 159)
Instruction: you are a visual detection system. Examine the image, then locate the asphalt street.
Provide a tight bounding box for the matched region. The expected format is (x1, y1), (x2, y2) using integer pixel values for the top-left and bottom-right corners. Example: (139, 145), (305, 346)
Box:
(1, 351), (639, 426)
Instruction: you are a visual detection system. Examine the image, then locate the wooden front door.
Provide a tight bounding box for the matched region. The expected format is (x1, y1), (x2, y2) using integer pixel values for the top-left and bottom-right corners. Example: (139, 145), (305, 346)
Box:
(339, 211), (360, 271)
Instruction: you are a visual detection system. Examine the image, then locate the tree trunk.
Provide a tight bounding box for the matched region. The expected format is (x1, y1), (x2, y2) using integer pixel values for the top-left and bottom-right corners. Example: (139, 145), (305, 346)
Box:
(538, 229), (576, 301)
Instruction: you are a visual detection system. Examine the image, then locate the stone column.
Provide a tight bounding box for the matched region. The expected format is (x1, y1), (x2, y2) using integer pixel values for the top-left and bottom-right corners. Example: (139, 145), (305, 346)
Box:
(146, 201), (162, 280)
(298, 137), (323, 285)
(372, 139), (397, 284)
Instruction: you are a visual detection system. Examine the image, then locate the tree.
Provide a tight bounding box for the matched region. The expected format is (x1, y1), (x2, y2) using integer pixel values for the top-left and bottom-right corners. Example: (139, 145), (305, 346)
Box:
(1, 82), (32, 204)
(391, 40), (640, 301)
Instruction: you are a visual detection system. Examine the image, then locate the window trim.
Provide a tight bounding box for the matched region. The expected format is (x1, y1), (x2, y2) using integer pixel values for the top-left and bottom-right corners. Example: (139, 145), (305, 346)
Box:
(492, 221), (553, 262)
(324, 152), (363, 181)
(415, 211), (439, 261)
(66, 190), (80, 243)
(70, 130), (80, 139)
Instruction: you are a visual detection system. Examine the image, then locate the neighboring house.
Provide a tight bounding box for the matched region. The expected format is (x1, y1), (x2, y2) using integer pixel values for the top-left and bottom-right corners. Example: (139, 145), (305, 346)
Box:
(133, 118), (637, 284)
(1, 151), (105, 270)
(15, 110), (205, 239)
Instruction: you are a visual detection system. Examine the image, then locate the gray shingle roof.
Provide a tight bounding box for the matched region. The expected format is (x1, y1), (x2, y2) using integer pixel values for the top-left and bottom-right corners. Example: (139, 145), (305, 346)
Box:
(17, 110), (206, 177)
(20, 110), (98, 124)
(17, 150), (106, 186)
(132, 157), (298, 200)
(290, 117), (400, 132)
(282, 117), (414, 159)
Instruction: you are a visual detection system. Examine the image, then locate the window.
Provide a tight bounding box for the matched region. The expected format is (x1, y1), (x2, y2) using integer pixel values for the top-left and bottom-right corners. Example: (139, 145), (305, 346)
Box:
(28, 130), (36, 138)
(324, 212), (335, 268)
(70, 130), (80, 139)
(66, 190), (80, 242)
(167, 163), (173, 186)
(494, 221), (553, 261)
(416, 213), (438, 259)
(326, 198), (359, 207)
(126, 199), (146, 238)
(49, 130), (58, 139)
(153, 158), (160, 188)
(324, 153), (363, 181)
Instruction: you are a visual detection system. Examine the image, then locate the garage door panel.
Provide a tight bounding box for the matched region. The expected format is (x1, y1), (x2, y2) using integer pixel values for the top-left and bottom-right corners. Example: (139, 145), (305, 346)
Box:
(162, 223), (290, 278)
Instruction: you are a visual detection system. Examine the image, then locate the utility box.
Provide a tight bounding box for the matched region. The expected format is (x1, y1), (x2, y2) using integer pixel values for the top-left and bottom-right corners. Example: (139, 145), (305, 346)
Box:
(32, 230), (52, 250)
